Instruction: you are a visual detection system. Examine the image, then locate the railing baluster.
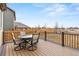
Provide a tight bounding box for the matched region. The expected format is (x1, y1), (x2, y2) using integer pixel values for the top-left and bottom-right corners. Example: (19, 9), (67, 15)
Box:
(66, 34), (67, 46)
(72, 34), (73, 48)
(70, 35), (72, 48)
(67, 34), (69, 46)
(68, 34), (70, 47)
(61, 32), (64, 46)
(64, 34), (65, 46)
(77, 35), (78, 48)
(75, 34), (77, 48)
(45, 31), (47, 41)
(65, 34), (67, 46)
(68, 34), (69, 47)
(73, 35), (75, 48)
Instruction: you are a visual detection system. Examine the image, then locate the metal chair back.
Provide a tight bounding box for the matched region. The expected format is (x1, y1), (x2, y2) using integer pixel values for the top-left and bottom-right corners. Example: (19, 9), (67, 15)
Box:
(11, 32), (17, 45)
(32, 33), (40, 44)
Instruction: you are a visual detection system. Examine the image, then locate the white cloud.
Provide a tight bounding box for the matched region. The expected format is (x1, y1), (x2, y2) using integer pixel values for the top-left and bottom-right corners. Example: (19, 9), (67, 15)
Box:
(52, 4), (67, 11)
(32, 4), (43, 7)
(41, 7), (53, 13)
(55, 7), (65, 12)
(32, 3), (48, 7)
(41, 4), (68, 16)
(33, 3), (79, 17)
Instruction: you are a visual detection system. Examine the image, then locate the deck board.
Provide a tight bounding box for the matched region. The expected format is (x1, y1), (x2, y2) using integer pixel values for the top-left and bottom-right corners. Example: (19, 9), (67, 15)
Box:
(1, 39), (79, 56)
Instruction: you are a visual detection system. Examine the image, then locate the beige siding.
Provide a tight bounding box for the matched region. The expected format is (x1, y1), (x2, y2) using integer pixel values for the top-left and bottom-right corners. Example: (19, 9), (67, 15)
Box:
(0, 30), (3, 47)
(0, 10), (3, 47)
(0, 10), (2, 30)
(3, 8), (14, 31)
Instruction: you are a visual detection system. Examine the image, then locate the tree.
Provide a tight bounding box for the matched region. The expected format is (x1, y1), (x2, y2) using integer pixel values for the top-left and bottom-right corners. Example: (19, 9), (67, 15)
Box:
(54, 22), (58, 33)
(37, 25), (41, 29)
(42, 24), (47, 29)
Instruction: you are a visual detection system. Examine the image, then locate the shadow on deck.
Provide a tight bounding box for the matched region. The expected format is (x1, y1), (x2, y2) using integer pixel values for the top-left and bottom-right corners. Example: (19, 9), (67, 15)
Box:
(0, 39), (79, 56)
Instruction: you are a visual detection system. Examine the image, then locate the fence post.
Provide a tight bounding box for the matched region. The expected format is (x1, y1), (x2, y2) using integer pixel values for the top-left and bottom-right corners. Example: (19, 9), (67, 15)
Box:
(45, 31), (47, 41)
(62, 32), (64, 46)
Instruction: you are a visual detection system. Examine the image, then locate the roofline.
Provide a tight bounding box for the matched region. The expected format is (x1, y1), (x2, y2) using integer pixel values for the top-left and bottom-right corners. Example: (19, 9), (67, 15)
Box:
(0, 3), (16, 21)
(7, 7), (15, 13)
(15, 26), (30, 28)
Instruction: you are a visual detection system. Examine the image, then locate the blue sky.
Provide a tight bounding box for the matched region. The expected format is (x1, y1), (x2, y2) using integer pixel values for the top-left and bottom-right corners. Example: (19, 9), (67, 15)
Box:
(7, 3), (79, 28)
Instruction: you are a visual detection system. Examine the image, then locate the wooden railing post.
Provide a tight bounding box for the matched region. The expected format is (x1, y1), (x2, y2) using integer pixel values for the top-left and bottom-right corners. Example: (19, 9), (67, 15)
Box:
(62, 32), (64, 46)
(45, 31), (47, 41)
(3, 31), (5, 44)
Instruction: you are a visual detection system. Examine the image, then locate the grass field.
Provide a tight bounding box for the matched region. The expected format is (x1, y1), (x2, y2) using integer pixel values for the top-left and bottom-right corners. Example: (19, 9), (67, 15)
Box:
(40, 32), (61, 44)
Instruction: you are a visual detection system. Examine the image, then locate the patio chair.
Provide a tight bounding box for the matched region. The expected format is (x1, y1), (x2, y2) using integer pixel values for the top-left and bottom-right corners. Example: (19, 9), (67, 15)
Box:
(11, 32), (26, 51)
(27, 33), (40, 51)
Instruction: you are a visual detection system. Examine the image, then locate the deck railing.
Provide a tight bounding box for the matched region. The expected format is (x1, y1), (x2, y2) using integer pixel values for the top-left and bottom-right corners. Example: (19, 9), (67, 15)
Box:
(3, 30), (35, 43)
(40, 31), (79, 48)
(3, 30), (79, 48)
(63, 32), (79, 48)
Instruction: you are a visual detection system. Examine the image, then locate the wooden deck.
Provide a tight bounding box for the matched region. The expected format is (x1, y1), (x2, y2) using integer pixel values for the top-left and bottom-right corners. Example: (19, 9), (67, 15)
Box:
(1, 39), (79, 56)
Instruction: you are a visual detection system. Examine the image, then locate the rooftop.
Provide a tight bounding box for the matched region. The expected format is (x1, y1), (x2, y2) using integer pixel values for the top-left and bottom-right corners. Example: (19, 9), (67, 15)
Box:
(14, 22), (30, 28)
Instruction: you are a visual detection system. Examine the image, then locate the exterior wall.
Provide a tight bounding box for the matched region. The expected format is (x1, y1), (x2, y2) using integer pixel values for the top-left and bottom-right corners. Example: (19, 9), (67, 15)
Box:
(0, 30), (3, 47)
(0, 10), (2, 30)
(3, 8), (14, 31)
(0, 10), (3, 47)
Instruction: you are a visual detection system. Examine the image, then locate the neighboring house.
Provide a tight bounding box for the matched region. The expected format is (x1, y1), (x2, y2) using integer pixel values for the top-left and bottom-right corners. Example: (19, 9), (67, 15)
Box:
(0, 3), (16, 31)
(14, 22), (30, 30)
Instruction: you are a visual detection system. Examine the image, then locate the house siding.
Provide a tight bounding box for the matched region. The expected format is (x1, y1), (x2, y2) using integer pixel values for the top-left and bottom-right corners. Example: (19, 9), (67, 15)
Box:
(0, 10), (3, 47)
(3, 7), (14, 31)
(0, 10), (2, 30)
(0, 30), (3, 47)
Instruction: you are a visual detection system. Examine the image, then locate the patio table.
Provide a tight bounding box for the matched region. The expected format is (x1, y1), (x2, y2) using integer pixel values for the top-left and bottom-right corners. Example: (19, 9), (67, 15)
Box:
(19, 35), (32, 39)
(18, 35), (33, 49)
